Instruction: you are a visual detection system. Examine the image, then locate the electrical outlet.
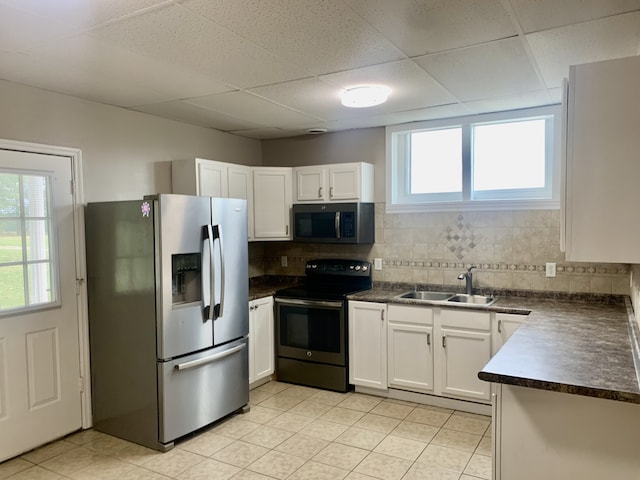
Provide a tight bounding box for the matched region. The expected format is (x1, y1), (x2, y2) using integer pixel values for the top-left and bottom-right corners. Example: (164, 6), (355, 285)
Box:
(545, 262), (556, 278)
(374, 258), (383, 270)
(281, 256), (288, 267)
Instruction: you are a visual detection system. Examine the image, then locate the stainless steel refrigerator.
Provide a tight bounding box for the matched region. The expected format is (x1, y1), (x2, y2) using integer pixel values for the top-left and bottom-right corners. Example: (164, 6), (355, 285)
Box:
(85, 194), (249, 451)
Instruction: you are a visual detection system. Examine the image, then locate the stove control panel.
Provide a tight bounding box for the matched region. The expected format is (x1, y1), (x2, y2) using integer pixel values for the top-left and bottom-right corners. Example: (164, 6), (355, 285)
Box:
(305, 259), (372, 277)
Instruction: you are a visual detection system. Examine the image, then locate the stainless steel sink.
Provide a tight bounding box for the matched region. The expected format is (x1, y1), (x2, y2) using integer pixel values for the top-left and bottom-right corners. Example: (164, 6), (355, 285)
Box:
(446, 294), (497, 306)
(395, 291), (455, 301)
(394, 290), (497, 306)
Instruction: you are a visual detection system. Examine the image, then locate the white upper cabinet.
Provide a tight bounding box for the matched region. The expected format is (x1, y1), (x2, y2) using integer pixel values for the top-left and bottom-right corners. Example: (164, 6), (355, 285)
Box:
(294, 162), (374, 203)
(252, 167), (292, 241)
(564, 55), (640, 262)
(172, 159), (289, 241)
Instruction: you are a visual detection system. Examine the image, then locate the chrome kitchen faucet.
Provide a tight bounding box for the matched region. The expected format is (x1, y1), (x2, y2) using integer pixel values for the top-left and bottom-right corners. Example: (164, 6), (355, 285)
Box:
(457, 265), (477, 295)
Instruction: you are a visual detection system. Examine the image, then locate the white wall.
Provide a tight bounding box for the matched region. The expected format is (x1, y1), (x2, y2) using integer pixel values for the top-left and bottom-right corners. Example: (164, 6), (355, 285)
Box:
(0, 79), (261, 202)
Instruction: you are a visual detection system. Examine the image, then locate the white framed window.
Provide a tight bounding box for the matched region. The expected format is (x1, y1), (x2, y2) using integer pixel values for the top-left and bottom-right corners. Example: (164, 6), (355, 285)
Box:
(0, 170), (58, 314)
(386, 106), (561, 212)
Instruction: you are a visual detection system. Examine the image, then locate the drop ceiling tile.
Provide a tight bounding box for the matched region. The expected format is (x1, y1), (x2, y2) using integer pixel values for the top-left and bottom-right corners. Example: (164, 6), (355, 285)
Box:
(0, 0), (172, 29)
(183, 0), (405, 74)
(345, 0), (517, 57)
(0, 51), (169, 107)
(319, 60), (458, 115)
(463, 90), (556, 115)
(31, 34), (233, 101)
(132, 100), (265, 131)
(92, 4), (310, 88)
(0, 4), (75, 52)
(185, 91), (323, 128)
(248, 77), (343, 121)
(526, 11), (640, 88)
(315, 103), (473, 132)
(414, 37), (545, 102)
(510, 0), (640, 33)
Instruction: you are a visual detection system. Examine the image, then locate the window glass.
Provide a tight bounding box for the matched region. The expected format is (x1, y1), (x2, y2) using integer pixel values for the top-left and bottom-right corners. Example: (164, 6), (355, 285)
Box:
(410, 128), (462, 195)
(472, 119), (546, 192)
(0, 171), (56, 314)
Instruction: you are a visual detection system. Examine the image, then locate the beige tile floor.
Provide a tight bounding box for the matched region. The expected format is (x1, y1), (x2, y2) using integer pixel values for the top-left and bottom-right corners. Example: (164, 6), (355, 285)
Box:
(0, 381), (492, 480)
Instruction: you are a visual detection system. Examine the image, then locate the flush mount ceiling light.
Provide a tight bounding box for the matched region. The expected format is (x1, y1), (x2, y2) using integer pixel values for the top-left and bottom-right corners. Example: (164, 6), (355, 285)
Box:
(340, 85), (391, 108)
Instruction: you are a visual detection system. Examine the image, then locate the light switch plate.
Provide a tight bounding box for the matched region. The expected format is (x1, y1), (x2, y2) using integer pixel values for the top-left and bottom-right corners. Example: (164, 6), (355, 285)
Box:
(374, 258), (383, 270)
(281, 256), (288, 267)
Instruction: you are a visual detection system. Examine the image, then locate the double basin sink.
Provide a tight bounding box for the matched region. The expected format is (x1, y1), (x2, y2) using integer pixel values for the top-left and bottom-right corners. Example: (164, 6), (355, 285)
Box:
(395, 290), (497, 306)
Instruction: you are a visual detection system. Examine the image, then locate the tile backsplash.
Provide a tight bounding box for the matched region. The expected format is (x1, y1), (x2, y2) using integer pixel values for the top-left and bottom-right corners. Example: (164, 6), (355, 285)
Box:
(250, 204), (630, 295)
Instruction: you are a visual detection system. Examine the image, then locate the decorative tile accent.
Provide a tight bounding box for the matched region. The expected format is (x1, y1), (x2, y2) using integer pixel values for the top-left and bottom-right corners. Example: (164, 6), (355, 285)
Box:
(442, 214), (479, 260)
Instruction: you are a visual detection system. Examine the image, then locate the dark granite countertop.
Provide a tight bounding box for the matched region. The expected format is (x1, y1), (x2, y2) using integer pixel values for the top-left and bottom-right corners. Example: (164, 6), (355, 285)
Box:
(248, 275), (302, 301)
(348, 284), (640, 404)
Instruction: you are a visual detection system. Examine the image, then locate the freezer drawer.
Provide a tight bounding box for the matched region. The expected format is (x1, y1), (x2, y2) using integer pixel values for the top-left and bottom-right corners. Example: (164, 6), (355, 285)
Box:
(158, 337), (249, 443)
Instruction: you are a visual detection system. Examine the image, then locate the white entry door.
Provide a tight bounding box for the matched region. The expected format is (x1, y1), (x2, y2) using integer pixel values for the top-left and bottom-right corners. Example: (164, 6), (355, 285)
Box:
(0, 149), (81, 461)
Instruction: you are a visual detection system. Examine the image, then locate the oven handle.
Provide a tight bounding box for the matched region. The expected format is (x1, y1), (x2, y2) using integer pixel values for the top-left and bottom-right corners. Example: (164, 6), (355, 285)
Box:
(275, 297), (344, 308)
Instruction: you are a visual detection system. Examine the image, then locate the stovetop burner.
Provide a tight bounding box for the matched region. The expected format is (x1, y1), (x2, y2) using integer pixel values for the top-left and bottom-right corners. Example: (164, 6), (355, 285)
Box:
(276, 258), (372, 301)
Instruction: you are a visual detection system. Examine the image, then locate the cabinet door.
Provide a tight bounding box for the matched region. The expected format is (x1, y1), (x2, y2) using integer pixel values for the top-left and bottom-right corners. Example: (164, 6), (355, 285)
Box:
(348, 301), (387, 390)
(328, 164), (360, 201)
(198, 161), (228, 197)
(253, 168), (292, 240)
(565, 55), (640, 262)
(388, 323), (434, 393)
(492, 313), (526, 356)
(295, 166), (326, 202)
(249, 297), (274, 385)
(440, 328), (491, 401)
(228, 165), (254, 240)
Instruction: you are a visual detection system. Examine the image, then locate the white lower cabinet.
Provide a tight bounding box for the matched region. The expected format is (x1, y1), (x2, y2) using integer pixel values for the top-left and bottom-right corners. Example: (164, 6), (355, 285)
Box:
(387, 305), (434, 393)
(248, 296), (274, 386)
(348, 301), (387, 391)
(439, 309), (491, 402)
(492, 313), (526, 355)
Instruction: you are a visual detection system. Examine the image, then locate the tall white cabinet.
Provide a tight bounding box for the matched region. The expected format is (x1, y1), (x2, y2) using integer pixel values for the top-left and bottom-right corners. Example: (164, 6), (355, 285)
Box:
(564, 55), (640, 262)
(252, 167), (292, 240)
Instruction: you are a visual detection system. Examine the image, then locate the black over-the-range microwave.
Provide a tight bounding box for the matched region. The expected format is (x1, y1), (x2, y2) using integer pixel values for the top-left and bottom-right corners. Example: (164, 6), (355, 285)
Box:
(292, 202), (375, 244)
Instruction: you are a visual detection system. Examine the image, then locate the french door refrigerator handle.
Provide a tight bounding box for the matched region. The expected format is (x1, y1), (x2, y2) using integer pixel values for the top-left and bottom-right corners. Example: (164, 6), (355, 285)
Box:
(174, 343), (246, 371)
(203, 225), (215, 321)
(213, 224), (225, 319)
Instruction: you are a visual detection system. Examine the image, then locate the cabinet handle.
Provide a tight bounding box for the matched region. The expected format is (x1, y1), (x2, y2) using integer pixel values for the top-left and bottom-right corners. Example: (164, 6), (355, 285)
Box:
(442, 336), (446, 348)
(286, 225), (289, 236)
(380, 310), (384, 321)
(319, 187), (323, 198)
(498, 319), (502, 333)
(427, 333), (431, 346)
(250, 306), (254, 311)
(330, 186), (334, 198)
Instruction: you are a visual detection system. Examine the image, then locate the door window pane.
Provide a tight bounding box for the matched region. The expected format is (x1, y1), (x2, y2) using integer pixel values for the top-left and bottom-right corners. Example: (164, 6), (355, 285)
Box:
(0, 171), (56, 314)
(0, 174), (20, 217)
(0, 220), (23, 262)
(472, 119), (546, 192)
(410, 128), (462, 194)
(0, 265), (25, 309)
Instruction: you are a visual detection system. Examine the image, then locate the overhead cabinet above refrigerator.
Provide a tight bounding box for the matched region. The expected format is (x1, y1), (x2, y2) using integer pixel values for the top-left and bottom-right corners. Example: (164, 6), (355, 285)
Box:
(85, 194), (249, 451)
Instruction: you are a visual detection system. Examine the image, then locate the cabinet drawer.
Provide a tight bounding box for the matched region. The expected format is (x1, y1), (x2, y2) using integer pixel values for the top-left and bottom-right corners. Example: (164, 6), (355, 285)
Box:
(440, 308), (490, 330)
(388, 305), (433, 325)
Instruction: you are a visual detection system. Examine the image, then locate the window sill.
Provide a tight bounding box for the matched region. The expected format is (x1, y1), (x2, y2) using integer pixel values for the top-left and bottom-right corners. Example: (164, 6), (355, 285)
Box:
(385, 199), (560, 214)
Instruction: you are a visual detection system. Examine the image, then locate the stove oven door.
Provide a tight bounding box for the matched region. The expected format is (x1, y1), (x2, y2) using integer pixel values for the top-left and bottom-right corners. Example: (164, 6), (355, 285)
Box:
(275, 298), (346, 366)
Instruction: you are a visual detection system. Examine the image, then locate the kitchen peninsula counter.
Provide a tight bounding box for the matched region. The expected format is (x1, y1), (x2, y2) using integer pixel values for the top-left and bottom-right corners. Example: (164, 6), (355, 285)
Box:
(349, 285), (640, 404)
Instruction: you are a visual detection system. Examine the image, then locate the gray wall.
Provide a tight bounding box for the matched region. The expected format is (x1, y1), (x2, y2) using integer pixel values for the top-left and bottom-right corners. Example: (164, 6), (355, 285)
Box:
(0, 79), (261, 203)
